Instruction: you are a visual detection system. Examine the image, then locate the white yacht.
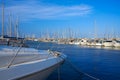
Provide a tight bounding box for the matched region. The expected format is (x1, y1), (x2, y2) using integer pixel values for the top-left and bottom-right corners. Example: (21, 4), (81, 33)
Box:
(95, 40), (103, 46)
(80, 39), (88, 45)
(74, 42), (80, 45)
(113, 41), (120, 48)
(0, 45), (66, 80)
(102, 40), (114, 47)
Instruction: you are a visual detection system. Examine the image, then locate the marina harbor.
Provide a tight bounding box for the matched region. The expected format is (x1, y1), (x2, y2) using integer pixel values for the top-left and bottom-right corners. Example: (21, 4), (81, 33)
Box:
(0, 0), (120, 80)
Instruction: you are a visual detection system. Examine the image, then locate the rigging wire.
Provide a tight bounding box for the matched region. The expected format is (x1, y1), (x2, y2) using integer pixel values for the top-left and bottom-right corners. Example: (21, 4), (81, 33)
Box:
(7, 44), (23, 68)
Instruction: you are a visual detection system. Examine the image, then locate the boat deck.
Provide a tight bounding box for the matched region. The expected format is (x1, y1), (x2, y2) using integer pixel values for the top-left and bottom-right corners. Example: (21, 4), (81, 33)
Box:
(0, 45), (55, 68)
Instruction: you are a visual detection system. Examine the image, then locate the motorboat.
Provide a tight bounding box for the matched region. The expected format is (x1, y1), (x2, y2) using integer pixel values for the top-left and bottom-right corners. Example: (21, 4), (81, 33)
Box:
(0, 45), (66, 80)
(102, 40), (114, 47)
(113, 41), (120, 48)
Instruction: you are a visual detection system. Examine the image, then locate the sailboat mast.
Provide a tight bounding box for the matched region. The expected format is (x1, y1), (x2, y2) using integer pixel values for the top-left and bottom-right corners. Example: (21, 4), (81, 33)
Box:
(2, 2), (4, 38)
(16, 17), (19, 38)
(94, 20), (97, 39)
(9, 12), (12, 37)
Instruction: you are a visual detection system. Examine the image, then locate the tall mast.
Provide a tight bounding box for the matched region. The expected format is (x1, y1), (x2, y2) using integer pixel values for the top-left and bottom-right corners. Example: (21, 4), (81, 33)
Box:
(9, 12), (12, 37)
(94, 20), (97, 39)
(1, 2), (4, 38)
(16, 17), (19, 38)
(15, 16), (19, 38)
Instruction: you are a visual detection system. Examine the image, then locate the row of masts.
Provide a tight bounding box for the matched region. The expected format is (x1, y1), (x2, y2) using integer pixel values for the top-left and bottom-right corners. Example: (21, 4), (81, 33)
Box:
(1, 2), (19, 39)
(26, 26), (120, 40)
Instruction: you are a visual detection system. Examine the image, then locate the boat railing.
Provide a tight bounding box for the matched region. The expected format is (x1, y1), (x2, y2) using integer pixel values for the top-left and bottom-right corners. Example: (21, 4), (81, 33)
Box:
(0, 49), (56, 69)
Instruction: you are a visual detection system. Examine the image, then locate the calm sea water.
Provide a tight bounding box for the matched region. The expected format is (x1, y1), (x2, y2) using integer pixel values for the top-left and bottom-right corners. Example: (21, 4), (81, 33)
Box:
(26, 41), (120, 80)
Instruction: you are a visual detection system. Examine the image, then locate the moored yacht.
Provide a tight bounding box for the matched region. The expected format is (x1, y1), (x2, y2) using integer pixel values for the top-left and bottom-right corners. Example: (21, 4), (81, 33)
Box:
(80, 39), (88, 45)
(113, 40), (120, 48)
(103, 40), (114, 47)
(0, 45), (66, 80)
(95, 40), (103, 46)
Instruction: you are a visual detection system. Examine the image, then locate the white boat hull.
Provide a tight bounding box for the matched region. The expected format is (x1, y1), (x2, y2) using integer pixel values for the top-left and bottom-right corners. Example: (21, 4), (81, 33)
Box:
(114, 43), (120, 48)
(103, 42), (113, 47)
(0, 46), (66, 80)
(18, 61), (63, 80)
(0, 56), (65, 80)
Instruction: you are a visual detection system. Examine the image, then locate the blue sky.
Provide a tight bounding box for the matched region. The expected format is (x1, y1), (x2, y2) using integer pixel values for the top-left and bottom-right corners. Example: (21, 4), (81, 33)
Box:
(0, 0), (120, 38)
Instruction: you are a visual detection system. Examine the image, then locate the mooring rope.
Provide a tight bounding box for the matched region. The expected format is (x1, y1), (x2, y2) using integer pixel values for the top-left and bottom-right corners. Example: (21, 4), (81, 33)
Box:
(59, 55), (100, 80)
(57, 57), (61, 80)
(67, 60), (100, 80)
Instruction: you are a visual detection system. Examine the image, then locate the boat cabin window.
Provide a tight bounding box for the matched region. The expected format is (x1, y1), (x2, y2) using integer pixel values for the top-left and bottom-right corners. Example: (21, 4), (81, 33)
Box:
(106, 41), (112, 42)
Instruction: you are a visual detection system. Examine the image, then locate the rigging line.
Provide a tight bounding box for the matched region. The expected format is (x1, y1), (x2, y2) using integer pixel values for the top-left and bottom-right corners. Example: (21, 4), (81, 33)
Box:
(31, 41), (37, 49)
(7, 44), (23, 68)
(54, 41), (64, 53)
(31, 41), (35, 48)
(61, 39), (67, 53)
(58, 40), (67, 52)
(46, 43), (55, 59)
(33, 42), (36, 48)
(45, 42), (57, 59)
(57, 39), (67, 56)
(57, 56), (61, 80)
(49, 42), (55, 51)
(36, 41), (42, 49)
(51, 37), (60, 52)
(55, 51), (61, 80)
(36, 41), (41, 49)
(67, 60), (99, 80)
(46, 50), (52, 59)
(34, 41), (53, 59)
(54, 44), (59, 52)
(46, 49), (57, 59)
(57, 66), (61, 80)
(47, 40), (58, 53)
(59, 55), (100, 80)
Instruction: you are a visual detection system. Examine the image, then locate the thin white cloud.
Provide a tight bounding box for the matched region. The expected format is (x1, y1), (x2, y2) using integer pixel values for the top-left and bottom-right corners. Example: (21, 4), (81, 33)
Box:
(2, 1), (93, 21)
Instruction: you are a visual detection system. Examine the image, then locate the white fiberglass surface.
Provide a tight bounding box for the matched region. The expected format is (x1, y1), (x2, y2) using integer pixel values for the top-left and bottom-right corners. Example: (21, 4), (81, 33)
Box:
(0, 46), (55, 68)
